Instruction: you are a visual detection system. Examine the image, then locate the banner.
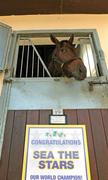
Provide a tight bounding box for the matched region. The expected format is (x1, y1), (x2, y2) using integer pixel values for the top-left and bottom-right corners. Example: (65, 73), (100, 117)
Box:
(22, 125), (91, 180)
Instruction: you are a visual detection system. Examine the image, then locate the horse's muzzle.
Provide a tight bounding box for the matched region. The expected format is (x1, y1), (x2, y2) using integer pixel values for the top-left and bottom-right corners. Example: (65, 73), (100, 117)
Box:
(74, 65), (87, 80)
(63, 59), (87, 80)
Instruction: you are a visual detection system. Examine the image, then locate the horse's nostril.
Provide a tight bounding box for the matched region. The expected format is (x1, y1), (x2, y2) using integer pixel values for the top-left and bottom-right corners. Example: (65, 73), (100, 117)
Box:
(79, 66), (87, 74)
(79, 67), (87, 78)
(79, 68), (83, 73)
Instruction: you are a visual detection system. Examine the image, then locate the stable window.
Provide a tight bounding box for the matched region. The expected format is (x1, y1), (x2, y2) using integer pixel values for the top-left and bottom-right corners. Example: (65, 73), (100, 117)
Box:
(13, 32), (105, 79)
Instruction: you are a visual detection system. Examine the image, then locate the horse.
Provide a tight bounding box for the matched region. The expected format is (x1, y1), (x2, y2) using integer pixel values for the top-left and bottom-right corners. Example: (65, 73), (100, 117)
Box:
(48, 34), (87, 80)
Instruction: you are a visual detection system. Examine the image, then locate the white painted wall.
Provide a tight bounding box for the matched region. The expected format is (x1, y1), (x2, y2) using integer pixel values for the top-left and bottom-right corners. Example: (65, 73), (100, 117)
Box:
(0, 14), (108, 89)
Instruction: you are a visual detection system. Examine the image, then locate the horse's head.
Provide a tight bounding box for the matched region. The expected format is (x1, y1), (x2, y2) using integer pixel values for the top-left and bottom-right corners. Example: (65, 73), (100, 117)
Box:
(50, 34), (75, 63)
(49, 34), (87, 80)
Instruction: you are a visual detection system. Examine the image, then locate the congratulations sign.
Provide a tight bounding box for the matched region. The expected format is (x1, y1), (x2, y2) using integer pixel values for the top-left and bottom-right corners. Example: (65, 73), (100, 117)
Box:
(22, 125), (91, 180)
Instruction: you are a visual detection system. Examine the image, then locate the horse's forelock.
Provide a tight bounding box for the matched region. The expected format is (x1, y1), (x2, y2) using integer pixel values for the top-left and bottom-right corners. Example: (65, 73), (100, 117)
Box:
(60, 40), (69, 47)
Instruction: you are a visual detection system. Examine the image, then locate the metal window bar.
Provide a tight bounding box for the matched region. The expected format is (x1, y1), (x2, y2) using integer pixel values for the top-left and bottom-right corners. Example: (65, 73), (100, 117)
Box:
(31, 48), (34, 77)
(85, 44), (92, 77)
(89, 34), (99, 76)
(29, 39), (51, 77)
(15, 38), (51, 78)
(79, 37), (99, 77)
(78, 40), (91, 77)
(37, 57), (39, 77)
(20, 43), (25, 77)
(26, 45), (29, 77)
(43, 67), (45, 77)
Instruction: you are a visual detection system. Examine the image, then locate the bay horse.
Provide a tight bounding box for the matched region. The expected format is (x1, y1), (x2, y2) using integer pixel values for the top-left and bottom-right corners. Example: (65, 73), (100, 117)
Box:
(48, 34), (87, 80)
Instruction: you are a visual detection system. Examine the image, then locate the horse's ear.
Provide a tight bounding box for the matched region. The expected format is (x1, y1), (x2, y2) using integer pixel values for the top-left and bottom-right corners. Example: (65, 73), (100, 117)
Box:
(68, 34), (74, 44)
(50, 34), (59, 44)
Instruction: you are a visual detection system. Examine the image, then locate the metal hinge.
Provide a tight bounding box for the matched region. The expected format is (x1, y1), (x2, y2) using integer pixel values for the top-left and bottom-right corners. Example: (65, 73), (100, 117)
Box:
(98, 50), (105, 60)
(0, 67), (12, 74)
(88, 80), (108, 91)
(52, 109), (63, 115)
(3, 77), (13, 83)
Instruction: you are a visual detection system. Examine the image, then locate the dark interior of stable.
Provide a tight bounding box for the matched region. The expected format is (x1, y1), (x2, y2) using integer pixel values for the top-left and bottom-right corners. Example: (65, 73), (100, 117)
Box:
(16, 45), (55, 77)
